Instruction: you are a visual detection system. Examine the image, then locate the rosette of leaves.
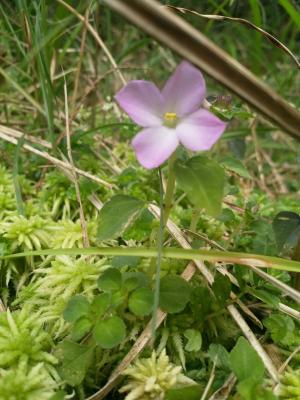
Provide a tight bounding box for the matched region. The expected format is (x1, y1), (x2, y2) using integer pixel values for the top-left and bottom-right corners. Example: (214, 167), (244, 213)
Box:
(0, 215), (53, 252)
(29, 256), (110, 337)
(0, 307), (57, 371)
(279, 368), (300, 399)
(61, 268), (155, 347)
(49, 219), (97, 248)
(0, 186), (16, 219)
(119, 350), (195, 400)
(0, 361), (58, 400)
(37, 171), (74, 220)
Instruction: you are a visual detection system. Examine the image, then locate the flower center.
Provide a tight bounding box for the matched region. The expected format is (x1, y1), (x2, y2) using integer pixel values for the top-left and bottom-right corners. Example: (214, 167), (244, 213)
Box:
(163, 112), (177, 128)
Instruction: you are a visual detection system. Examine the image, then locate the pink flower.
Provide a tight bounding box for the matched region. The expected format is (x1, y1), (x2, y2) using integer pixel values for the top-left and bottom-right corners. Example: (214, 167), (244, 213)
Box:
(115, 61), (227, 169)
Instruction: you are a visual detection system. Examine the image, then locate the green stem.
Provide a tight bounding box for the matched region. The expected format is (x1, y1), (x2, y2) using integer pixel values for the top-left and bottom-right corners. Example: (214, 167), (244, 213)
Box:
(3, 247), (300, 273)
(13, 137), (25, 216)
(190, 209), (201, 232)
(163, 152), (177, 225)
(151, 168), (164, 342)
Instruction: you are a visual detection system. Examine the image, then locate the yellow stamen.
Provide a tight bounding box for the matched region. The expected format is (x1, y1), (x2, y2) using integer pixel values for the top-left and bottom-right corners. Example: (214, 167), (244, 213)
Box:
(164, 112), (177, 121)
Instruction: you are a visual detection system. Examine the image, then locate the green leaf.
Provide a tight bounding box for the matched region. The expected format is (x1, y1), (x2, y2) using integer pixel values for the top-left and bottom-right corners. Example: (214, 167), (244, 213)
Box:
(159, 275), (191, 313)
(237, 378), (277, 400)
(97, 195), (144, 240)
(49, 391), (66, 400)
(208, 344), (230, 370)
(174, 155), (225, 216)
(184, 329), (202, 352)
(248, 288), (280, 308)
(90, 293), (111, 318)
(211, 275), (231, 304)
(165, 385), (202, 400)
(272, 211), (300, 253)
(128, 287), (153, 316)
(63, 295), (90, 323)
(263, 314), (296, 345)
(97, 268), (122, 292)
(229, 337), (265, 382)
(221, 156), (250, 178)
(111, 288), (127, 308)
(56, 340), (93, 386)
(112, 255), (141, 268)
(93, 316), (126, 349)
(123, 272), (150, 291)
(71, 317), (93, 342)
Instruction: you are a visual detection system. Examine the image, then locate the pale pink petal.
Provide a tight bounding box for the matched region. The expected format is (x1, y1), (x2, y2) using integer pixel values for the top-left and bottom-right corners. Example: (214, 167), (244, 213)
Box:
(176, 109), (227, 151)
(162, 61), (206, 117)
(115, 81), (164, 127)
(132, 127), (179, 169)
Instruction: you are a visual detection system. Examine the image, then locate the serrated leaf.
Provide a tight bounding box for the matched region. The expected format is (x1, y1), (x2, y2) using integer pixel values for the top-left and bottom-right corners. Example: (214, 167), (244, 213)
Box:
(174, 155), (225, 216)
(97, 195), (144, 240)
(184, 329), (202, 352)
(128, 287), (153, 316)
(97, 268), (122, 292)
(229, 337), (264, 382)
(263, 314), (296, 345)
(56, 340), (93, 386)
(159, 275), (191, 313)
(63, 295), (90, 323)
(93, 316), (126, 349)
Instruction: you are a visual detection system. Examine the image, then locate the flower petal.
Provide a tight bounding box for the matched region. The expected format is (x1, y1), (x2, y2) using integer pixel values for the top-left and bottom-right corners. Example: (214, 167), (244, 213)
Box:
(176, 109), (227, 151)
(115, 81), (164, 127)
(132, 127), (179, 169)
(162, 61), (206, 117)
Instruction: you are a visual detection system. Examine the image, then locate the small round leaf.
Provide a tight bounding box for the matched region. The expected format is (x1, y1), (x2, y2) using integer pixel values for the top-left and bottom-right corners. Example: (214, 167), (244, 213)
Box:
(93, 316), (126, 349)
(97, 268), (122, 292)
(71, 317), (93, 341)
(128, 287), (153, 316)
(159, 275), (191, 313)
(90, 293), (111, 318)
(63, 295), (90, 323)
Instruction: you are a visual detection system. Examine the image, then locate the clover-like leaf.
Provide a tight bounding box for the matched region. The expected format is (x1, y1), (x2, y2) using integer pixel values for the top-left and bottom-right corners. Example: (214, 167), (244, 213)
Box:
(97, 268), (122, 292)
(128, 287), (153, 316)
(159, 275), (191, 313)
(63, 295), (90, 323)
(93, 316), (126, 349)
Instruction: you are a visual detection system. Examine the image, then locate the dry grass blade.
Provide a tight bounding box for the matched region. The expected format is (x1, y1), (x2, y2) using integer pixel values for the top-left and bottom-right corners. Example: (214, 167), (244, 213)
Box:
(227, 304), (279, 382)
(105, 0), (300, 140)
(56, 0), (126, 86)
(0, 130), (113, 189)
(63, 77), (90, 247)
(0, 124), (52, 148)
(166, 5), (300, 69)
